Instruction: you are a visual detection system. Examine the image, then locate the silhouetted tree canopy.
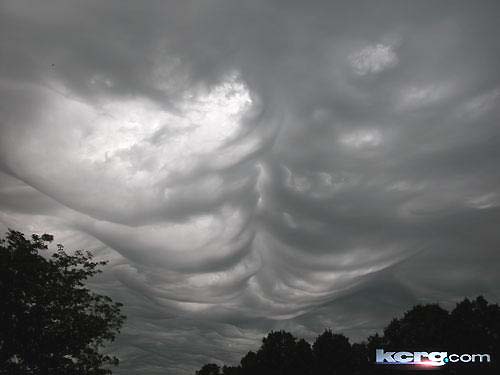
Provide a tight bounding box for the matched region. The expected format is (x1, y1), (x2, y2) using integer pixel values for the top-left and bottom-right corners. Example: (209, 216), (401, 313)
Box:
(239, 350), (257, 375)
(381, 303), (449, 350)
(313, 329), (353, 375)
(197, 296), (500, 375)
(257, 330), (298, 375)
(0, 230), (125, 375)
(196, 363), (221, 375)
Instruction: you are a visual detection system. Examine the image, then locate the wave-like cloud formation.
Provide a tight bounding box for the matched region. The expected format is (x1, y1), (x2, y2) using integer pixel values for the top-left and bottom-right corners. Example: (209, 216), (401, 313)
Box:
(2, 1), (500, 374)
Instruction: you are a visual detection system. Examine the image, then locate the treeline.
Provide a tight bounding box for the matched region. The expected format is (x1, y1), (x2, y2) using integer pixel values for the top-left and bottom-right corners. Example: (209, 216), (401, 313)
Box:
(196, 296), (500, 375)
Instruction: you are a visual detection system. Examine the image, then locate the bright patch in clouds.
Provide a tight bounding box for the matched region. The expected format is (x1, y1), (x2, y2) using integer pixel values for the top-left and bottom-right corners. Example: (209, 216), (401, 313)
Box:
(467, 193), (498, 210)
(398, 83), (454, 110)
(459, 88), (500, 118)
(349, 43), (398, 75)
(84, 73), (252, 171)
(0, 75), (254, 220)
(339, 129), (382, 148)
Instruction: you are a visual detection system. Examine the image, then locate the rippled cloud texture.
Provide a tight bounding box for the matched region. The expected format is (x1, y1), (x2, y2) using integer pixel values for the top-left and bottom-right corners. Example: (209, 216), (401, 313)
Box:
(1, 1), (500, 373)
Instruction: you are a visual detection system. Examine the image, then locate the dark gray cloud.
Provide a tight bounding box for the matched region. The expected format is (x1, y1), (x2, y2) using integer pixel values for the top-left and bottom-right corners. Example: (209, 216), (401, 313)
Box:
(2, 1), (500, 374)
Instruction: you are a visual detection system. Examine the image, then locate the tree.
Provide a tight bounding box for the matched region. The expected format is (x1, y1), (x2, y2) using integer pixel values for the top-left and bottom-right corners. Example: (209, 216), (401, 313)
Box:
(255, 331), (298, 375)
(221, 365), (240, 375)
(292, 338), (313, 375)
(239, 351), (258, 375)
(381, 303), (449, 351)
(350, 342), (370, 375)
(197, 297), (500, 375)
(196, 363), (221, 375)
(0, 230), (125, 375)
(449, 296), (500, 354)
(312, 330), (353, 375)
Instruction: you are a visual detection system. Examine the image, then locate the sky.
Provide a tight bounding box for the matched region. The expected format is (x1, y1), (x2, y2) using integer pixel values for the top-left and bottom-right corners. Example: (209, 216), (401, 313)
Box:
(1, 0), (500, 374)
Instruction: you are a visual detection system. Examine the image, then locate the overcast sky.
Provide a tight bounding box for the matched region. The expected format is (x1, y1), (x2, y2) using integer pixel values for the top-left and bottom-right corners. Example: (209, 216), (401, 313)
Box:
(1, 0), (500, 374)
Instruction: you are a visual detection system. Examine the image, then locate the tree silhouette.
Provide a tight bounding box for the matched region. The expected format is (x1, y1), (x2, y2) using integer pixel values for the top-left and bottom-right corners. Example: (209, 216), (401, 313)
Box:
(221, 365), (240, 375)
(0, 230), (125, 375)
(449, 296), (500, 357)
(313, 330), (353, 375)
(380, 303), (450, 351)
(196, 296), (500, 375)
(350, 342), (370, 375)
(256, 330), (298, 375)
(293, 338), (313, 375)
(196, 363), (221, 375)
(239, 351), (258, 375)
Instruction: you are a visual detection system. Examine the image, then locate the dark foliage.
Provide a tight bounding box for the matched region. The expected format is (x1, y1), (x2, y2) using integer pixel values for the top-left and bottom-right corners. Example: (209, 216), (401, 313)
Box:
(196, 363), (221, 375)
(197, 296), (500, 375)
(0, 230), (125, 375)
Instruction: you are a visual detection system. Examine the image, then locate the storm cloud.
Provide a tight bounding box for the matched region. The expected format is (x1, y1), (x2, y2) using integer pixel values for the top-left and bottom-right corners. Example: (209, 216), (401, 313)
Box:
(1, 1), (500, 374)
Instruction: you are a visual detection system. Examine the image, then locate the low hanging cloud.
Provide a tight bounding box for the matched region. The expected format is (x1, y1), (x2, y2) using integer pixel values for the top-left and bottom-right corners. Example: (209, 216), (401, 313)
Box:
(2, 1), (500, 374)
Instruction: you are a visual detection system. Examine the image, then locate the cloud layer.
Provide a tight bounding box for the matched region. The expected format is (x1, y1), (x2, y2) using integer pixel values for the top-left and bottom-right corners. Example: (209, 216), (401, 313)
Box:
(2, 1), (500, 374)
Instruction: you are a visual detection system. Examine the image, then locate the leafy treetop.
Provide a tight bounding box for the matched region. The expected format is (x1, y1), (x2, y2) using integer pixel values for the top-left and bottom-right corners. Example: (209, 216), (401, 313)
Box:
(0, 230), (125, 375)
